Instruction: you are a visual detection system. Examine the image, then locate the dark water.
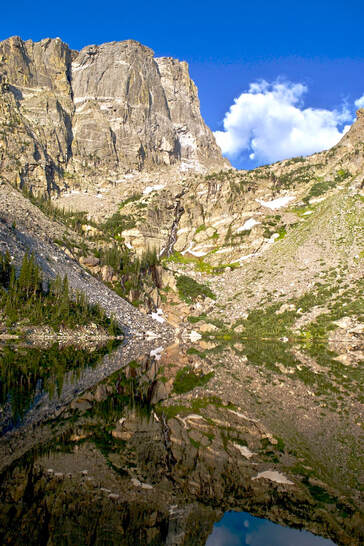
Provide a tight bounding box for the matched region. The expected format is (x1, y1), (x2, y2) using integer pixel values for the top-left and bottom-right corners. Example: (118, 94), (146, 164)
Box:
(207, 511), (336, 546)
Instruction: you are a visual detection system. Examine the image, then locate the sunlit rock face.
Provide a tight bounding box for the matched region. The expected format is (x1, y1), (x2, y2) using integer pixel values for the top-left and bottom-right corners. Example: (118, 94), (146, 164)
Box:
(0, 36), (228, 194)
(71, 40), (178, 171)
(155, 56), (224, 171)
(0, 36), (75, 193)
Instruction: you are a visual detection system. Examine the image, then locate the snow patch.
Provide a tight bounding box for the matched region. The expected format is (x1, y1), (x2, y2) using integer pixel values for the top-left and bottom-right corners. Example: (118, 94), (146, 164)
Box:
(177, 227), (190, 235)
(268, 233), (280, 243)
(143, 184), (165, 195)
(252, 470), (294, 485)
(178, 131), (197, 151)
(74, 96), (96, 104)
(236, 218), (260, 233)
(72, 63), (91, 73)
(233, 443), (255, 459)
(151, 308), (165, 323)
(178, 414), (206, 429)
(256, 195), (294, 210)
(215, 247), (233, 254)
(185, 414), (205, 421)
(131, 478), (153, 489)
(189, 247), (210, 257)
(227, 409), (258, 423)
(237, 253), (256, 263)
(180, 159), (204, 172)
(189, 330), (202, 342)
(181, 242), (210, 257)
(150, 346), (164, 361)
(310, 196), (326, 204)
(144, 331), (159, 340)
(74, 95), (124, 105)
(181, 242), (193, 255)
(212, 217), (232, 227)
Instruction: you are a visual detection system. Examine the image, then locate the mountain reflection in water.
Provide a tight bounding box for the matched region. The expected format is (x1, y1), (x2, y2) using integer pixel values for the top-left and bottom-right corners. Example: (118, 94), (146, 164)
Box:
(207, 511), (336, 546)
(0, 341), (362, 546)
(0, 339), (122, 433)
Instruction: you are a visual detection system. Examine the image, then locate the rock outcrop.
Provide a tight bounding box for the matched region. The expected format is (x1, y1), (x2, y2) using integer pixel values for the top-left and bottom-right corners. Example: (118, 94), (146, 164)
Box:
(0, 36), (228, 195)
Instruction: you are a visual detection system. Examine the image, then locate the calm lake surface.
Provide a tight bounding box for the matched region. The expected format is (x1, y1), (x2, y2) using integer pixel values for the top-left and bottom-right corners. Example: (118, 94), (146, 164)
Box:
(206, 511), (336, 545)
(0, 340), (360, 545)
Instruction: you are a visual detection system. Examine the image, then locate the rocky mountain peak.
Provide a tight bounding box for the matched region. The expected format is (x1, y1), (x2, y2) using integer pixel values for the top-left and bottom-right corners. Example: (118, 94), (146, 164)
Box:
(330, 108), (364, 163)
(0, 36), (228, 194)
(340, 108), (364, 144)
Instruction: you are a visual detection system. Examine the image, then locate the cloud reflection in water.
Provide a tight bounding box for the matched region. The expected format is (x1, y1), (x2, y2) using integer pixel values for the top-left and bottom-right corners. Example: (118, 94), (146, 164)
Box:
(206, 511), (336, 546)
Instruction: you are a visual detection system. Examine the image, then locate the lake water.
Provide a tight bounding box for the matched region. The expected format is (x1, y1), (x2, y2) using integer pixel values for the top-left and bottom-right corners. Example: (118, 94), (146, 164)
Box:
(207, 511), (336, 545)
(0, 341), (360, 545)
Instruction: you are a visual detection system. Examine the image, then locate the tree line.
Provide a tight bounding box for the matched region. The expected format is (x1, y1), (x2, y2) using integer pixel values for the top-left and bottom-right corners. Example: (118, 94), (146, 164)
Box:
(0, 252), (120, 333)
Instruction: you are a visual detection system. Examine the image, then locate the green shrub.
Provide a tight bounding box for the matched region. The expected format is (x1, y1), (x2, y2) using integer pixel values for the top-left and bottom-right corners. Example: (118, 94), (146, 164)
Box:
(101, 212), (136, 237)
(176, 275), (216, 303)
(173, 366), (214, 394)
(119, 193), (142, 209)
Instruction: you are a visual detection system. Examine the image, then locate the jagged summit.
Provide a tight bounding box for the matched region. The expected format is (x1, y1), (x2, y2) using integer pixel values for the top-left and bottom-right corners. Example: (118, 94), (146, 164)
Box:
(338, 108), (364, 150)
(0, 36), (228, 194)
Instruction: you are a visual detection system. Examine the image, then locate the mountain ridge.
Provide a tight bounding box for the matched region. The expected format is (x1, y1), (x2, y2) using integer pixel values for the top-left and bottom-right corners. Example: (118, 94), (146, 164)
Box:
(0, 35), (228, 195)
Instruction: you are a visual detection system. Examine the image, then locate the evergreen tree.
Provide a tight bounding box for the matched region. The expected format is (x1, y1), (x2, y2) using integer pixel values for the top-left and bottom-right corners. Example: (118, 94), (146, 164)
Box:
(0, 252), (120, 333)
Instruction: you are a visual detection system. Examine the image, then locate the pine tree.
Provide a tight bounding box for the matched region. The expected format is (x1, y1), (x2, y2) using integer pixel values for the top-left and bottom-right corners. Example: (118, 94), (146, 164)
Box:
(58, 275), (70, 326)
(18, 253), (30, 296)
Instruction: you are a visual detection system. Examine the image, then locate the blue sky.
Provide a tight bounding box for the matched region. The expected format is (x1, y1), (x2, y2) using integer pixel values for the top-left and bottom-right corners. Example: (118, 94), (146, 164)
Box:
(1, 0), (363, 168)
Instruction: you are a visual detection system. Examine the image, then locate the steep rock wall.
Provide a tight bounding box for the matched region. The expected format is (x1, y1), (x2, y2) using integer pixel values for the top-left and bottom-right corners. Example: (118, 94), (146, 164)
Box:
(0, 36), (228, 194)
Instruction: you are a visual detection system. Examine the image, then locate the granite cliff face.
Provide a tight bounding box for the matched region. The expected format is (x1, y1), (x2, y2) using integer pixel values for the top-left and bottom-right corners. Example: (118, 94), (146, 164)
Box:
(0, 36), (227, 194)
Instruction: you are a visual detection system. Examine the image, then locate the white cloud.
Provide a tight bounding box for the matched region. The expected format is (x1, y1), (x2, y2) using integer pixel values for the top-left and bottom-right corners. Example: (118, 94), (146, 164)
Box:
(205, 526), (240, 546)
(214, 80), (353, 164)
(355, 94), (364, 109)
